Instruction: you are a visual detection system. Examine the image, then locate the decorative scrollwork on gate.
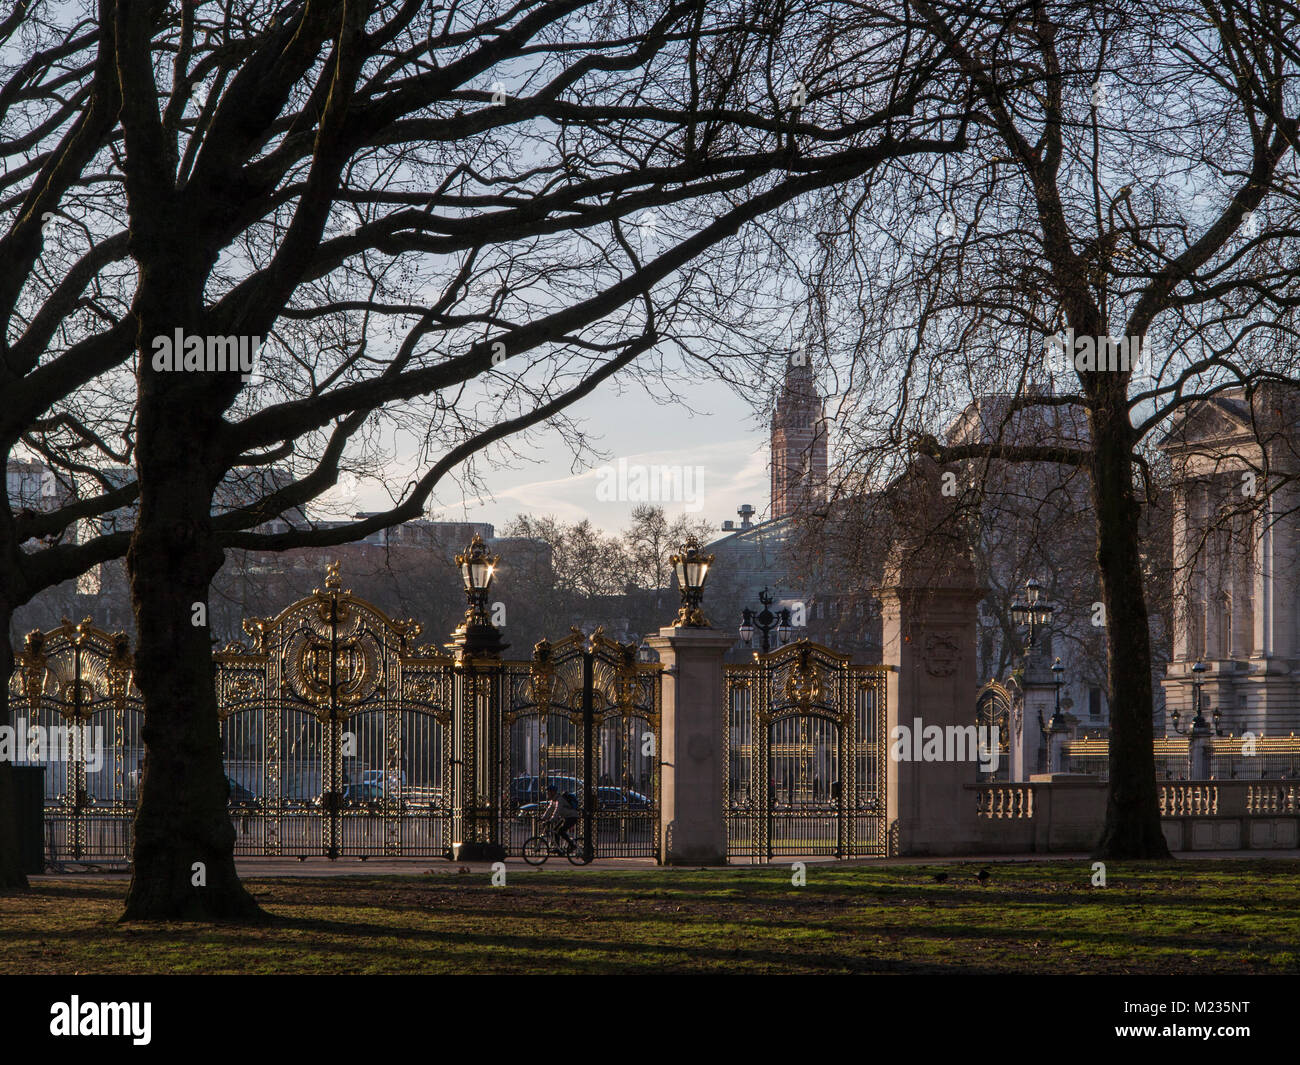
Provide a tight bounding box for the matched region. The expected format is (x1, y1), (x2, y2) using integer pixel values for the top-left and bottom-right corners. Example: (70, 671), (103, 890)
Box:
(10, 617), (143, 862)
(504, 627), (662, 858)
(214, 563), (455, 858)
(725, 639), (890, 861)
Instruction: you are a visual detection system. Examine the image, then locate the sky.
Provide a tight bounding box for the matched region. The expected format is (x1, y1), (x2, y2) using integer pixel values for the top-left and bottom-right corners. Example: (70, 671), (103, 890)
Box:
(358, 370), (775, 537)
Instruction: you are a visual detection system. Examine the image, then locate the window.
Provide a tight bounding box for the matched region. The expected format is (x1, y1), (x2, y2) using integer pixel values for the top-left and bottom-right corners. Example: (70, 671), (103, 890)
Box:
(1089, 687), (1103, 719)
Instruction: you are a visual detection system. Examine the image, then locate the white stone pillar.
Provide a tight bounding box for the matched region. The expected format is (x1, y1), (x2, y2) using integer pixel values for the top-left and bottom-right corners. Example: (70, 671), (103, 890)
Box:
(1047, 723), (1070, 774)
(646, 626), (735, 865)
(1188, 730), (1212, 780)
(1017, 652), (1057, 780)
(878, 544), (984, 857)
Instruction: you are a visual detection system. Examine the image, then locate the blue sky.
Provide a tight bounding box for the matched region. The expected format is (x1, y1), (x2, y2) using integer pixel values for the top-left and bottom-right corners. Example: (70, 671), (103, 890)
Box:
(371, 371), (774, 535)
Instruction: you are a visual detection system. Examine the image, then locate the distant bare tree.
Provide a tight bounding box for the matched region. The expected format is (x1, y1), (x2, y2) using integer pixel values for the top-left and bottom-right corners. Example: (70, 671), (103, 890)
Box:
(709, 0), (1300, 857)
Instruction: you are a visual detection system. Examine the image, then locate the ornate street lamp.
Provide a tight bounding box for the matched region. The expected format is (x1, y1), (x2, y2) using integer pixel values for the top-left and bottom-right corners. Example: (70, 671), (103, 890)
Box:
(1010, 577), (1055, 652)
(739, 610), (755, 646)
(1171, 659), (1211, 736)
(450, 533), (508, 657)
(448, 534), (508, 862)
(739, 587), (792, 655)
(671, 535), (713, 627)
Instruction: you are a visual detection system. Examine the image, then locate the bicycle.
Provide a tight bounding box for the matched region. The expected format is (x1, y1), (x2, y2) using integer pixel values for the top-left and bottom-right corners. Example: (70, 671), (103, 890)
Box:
(521, 822), (590, 866)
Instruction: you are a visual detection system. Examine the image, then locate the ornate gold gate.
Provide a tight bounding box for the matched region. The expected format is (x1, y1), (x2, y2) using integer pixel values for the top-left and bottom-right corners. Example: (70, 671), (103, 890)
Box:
(975, 680), (1013, 782)
(502, 629), (662, 859)
(11, 566), (665, 864)
(10, 619), (143, 862)
(215, 564), (456, 858)
(725, 641), (889, 860)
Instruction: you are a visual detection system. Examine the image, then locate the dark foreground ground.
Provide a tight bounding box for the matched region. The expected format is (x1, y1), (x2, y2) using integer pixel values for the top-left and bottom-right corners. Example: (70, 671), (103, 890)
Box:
(3, 860), (1298, 974)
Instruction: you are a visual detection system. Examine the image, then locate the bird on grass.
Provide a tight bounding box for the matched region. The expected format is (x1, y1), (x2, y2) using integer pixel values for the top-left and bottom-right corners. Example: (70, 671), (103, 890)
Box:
(976, 868), (990, 885)
(931, 871), (948, 883)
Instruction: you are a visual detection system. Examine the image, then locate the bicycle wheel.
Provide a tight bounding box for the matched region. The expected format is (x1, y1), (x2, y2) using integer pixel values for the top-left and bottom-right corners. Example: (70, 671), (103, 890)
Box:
(522, 835), (549, 866)
(566, 836), (591, 865)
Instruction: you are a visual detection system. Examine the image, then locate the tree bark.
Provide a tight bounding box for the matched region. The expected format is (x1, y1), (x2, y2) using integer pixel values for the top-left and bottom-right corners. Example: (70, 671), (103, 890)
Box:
(120, 251), (262, 921)
(121, 423), (261, 919)
(1090, 395), (1172, 859)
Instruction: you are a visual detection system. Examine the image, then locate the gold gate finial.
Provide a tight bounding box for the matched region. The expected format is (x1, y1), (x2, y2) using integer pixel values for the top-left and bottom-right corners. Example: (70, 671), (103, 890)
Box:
(325, 560), (342, 590)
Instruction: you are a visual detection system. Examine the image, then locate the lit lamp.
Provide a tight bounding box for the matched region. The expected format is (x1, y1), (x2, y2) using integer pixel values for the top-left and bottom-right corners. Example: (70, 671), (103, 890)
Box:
(671, 536), (713, 627)
(739, 609), (756, 646)
(450, 533), (508, 657)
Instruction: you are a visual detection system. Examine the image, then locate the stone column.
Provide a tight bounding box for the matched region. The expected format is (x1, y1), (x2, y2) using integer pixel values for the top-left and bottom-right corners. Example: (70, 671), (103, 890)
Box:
(646, 626), (735, 865)
(1171, 483), (1191, 662)
(877, 526), (985, 857)
(1188, 729), (1212, 780)
(1047, 721), (1070, 774)
(1015, 651), (1056, 780)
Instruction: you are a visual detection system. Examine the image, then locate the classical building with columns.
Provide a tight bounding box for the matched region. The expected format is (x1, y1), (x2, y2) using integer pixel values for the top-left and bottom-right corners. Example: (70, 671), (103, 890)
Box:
(1160, 384), (1300, 736)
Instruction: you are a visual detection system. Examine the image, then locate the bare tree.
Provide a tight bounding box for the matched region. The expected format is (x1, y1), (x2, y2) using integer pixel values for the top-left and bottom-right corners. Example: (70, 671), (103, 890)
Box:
(753, 0), (1300, 857)
(0, 1), (969, 906)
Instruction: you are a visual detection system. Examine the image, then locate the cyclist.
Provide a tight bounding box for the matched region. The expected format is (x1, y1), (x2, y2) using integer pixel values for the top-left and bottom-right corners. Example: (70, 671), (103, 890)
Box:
(541, 785), (580, 854)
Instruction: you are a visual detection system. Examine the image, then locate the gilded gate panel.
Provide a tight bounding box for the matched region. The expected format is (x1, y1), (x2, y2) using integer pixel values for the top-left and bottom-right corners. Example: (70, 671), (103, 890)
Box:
(725, 640), (889, 861)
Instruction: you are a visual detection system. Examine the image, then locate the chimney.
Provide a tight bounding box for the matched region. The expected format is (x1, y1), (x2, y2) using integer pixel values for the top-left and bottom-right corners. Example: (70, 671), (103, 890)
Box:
(738, 504), (755, 530)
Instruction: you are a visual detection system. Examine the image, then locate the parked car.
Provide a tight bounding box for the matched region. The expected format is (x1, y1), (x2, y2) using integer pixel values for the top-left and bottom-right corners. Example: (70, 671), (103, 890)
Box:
(517, 786), (650, 816)
(509, 774), (583, 809)
(362, 769), (406, 784)
(596, 786), (651, 810)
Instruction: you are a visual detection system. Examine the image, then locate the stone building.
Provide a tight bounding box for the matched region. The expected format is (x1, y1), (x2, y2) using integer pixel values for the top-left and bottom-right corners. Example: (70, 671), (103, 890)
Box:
(943, 391), (1141, 737)
(708, 358), (879, 661)
(1159, 384), (1300, 736)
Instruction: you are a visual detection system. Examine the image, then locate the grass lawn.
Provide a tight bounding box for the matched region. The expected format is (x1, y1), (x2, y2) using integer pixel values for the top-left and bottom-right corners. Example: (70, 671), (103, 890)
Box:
(2, 860), (1298, 974)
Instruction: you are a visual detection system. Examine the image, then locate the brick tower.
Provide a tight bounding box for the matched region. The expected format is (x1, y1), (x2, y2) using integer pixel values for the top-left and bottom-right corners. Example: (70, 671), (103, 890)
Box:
(770, 355), (828, 520)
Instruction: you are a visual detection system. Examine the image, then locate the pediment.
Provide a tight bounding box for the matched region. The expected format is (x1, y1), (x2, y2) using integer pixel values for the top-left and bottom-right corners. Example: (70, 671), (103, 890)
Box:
(1160, 397), (1252, 451)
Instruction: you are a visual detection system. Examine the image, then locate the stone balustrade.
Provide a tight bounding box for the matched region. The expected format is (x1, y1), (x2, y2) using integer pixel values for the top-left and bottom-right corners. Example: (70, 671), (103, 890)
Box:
(970, 776), (1300, 852)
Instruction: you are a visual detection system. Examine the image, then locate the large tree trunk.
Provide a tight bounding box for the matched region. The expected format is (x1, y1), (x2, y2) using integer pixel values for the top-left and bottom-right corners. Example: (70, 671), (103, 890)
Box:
(120, 256), (261, 921)
(1090, 396), (1171, 859)
(0, 597), (30, 892)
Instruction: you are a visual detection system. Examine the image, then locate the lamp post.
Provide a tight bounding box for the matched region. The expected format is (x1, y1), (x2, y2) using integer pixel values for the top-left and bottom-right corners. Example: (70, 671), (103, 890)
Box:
(1170, 660), (1214, 779)
(670, 535), (713, 627)
(448, 533), (508, 862)
(450, 533), (508, 658)
(1170, 660), (1211, 737)
(1048, 657), (1066, 731)
(1041, 656), (1071, 772)
(1010, 578), (1055, 653)
(739, 587), (792, 655)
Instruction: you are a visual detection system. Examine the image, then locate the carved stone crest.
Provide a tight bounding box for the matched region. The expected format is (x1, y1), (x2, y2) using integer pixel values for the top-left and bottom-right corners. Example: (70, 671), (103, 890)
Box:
(923, 631), (959, 677)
